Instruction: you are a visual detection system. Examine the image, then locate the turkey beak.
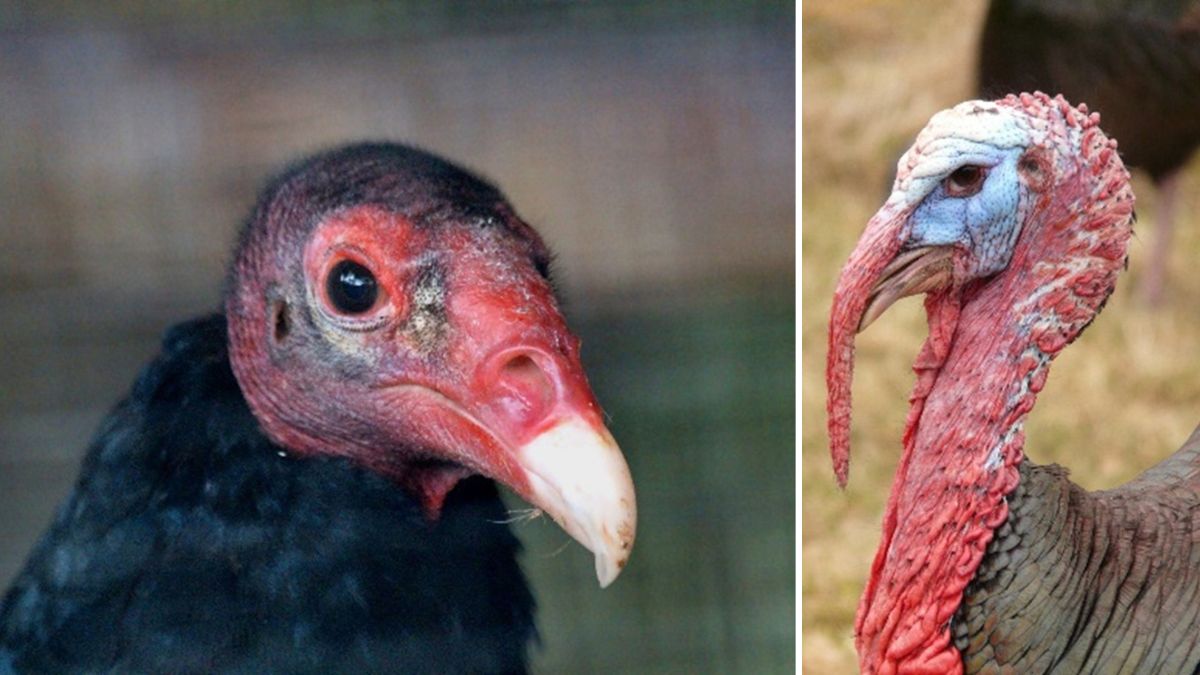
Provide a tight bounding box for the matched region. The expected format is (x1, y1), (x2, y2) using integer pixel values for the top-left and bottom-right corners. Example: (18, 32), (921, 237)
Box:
(828, 203), (955, 486)
(516, 418), (636, 587)
(859, 246), (955, 332)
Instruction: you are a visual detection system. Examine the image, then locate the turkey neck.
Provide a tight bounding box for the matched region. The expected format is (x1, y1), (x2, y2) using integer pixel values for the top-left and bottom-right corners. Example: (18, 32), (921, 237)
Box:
(855, 202), (1132, 673)
(854, 275), (1038, 673)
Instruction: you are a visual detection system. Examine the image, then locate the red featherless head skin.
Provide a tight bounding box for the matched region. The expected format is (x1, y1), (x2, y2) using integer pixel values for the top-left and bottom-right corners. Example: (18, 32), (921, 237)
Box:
(224, 145), (636, 587)
(826, 93), (1135, 674)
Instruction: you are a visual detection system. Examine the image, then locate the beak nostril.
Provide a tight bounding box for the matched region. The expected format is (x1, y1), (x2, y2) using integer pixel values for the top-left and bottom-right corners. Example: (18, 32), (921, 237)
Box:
(501, 353), (538, 377)
(496, 354), (555, 423)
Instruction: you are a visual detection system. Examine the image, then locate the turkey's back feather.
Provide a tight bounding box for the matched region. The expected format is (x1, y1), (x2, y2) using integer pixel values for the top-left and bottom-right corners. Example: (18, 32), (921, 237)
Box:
(952, 429), (1200, 673)
(0, 315), (536, 674)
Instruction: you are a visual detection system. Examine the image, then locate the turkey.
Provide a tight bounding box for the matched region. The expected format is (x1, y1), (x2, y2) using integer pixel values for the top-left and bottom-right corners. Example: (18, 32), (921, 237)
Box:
(0, 143), (636, 674)
(978, 0), (1200, 304)
(827, 93), (1200, 673)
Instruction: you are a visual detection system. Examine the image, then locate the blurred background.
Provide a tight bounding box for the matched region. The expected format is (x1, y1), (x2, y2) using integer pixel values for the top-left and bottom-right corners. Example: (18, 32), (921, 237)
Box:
(0, 2), (794, 673)
(804, 1), (1200, 671)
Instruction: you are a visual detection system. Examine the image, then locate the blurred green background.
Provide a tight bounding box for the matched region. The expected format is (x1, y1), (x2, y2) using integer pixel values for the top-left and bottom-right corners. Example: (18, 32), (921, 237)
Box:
(803, 1), (1200, 671)
(0, 2), (795, 673)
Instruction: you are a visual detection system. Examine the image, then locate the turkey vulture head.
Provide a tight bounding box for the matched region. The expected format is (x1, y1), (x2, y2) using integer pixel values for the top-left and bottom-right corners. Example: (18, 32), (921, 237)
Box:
(225, 144), (635, 586)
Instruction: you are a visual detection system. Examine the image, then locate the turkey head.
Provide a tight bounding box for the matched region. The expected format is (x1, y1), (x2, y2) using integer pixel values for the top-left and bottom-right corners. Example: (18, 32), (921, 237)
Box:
(828, 93), (1134, 486)
(826, 94), (1135, 672)
(226, 144), (635, 586)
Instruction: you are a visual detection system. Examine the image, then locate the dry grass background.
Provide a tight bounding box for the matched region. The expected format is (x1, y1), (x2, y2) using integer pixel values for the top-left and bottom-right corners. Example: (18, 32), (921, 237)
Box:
(802, 1), (1200, 671)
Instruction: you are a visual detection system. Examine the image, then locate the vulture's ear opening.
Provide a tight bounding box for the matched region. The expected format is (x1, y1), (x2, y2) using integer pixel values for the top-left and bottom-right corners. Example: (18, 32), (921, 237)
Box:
(271, 298), (291, 344)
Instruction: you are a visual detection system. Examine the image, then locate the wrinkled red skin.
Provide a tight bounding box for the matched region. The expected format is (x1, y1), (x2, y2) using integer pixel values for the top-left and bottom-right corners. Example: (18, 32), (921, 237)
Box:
(229, 205), (607, 518)
(827, 93), (1135, 674)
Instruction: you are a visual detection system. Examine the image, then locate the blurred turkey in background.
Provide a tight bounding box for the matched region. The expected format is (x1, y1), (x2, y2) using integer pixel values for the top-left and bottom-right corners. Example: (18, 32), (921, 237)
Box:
(0, 2), (794, 672)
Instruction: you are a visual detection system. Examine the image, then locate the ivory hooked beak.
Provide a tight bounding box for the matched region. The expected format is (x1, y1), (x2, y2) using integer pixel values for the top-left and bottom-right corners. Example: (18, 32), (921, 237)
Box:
(516, 418), (637, 587)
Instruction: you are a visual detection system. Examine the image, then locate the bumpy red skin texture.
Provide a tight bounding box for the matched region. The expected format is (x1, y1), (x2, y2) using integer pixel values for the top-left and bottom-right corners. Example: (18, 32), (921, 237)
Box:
(229, 205), (606, 518)
(827, 93), (1135, 674)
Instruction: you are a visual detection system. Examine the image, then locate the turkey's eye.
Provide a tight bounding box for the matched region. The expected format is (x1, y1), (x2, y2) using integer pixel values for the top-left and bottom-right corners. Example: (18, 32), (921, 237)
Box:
(327, 260), (379, 314)
(945, 165), (986, 197)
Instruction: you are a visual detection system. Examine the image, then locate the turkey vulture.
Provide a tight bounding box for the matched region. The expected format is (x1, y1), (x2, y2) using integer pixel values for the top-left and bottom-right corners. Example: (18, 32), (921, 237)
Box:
(0, 143), (636, 674)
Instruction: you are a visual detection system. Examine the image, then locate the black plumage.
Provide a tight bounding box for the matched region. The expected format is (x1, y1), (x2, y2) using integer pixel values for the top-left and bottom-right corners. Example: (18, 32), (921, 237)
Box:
(0, 315), (535, 674)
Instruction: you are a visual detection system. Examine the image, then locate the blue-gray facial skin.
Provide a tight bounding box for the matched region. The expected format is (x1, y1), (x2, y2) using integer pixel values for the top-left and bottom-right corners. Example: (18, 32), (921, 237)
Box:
(910, 149), (1024, 278)
(893, 106), (1034, 282)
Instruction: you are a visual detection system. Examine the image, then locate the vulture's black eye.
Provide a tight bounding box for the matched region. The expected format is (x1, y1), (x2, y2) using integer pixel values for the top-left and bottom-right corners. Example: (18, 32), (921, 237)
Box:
(327, 260), (378, 314)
